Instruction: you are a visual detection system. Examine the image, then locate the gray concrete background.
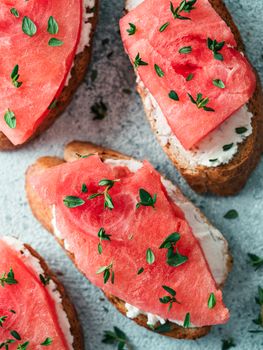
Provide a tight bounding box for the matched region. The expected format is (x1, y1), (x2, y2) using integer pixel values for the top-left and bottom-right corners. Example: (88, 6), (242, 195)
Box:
(0, 0), (262, 349)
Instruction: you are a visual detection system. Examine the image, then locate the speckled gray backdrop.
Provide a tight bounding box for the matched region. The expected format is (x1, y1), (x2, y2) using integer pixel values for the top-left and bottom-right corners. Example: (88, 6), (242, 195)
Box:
(0, 0), (262, 349)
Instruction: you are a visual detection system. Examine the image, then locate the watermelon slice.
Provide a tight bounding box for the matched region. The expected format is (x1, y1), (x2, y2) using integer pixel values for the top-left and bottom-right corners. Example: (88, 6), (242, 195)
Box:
(120, 0), (256, 149)
(30, 155), (230, 327)
(0, 238), (70, 349)
(0, 0), (82, 145)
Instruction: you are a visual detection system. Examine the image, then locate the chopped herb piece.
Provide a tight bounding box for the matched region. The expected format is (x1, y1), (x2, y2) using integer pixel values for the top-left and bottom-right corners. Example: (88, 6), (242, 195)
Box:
(96, 263), (114, 284)
(235, 127), (248, 134)
(208, 292), (216, 309)
(97, 228), (111, 254)
(167, 248), (188, 267)
(186, 73), (194, 81)
(154, 64), (165, 77)
(81, 183), (88, 193)
(146, 248), (155, 264)
(102, 326), (129, 349)
(179, 46), (192, 54)
(91, 100), (107, 120)
(222, 338), (236, 350)
(209, 158), (218, 163)
(63, 196), (85, 208)
(127, 23), (136, 35)
(223, 143), (234, 151)
(159, 232), (181, 249)
(153, 322), (172, 333)
(22, 16), (37, 37)
(39, 274), (50, 286)
(213, 79), (225, 89)
(47, 16), (59, 35)
(4, 109), (16, 129)
(137, 267), (144, 275)
(10, 330), (21, 340)
(0, 268), (18, 287)
(159, 22), (170, 32)
(188, 93), (215, 112)
(248, 253), (263, 270)
(170, 0), (196, 20)
(0, 316), (7, 327)
(136, 189), (157, 209)
(41, 338), (53, 346)
(89, 179), (119, 210)
(183, 312), (190, 328)
(17, 342), (30, 350)
(48, 38), (64, 47)
(207, 38), (225, 61)
(169, 90), (179, 101)
(10, 8), (19, 18)
(162, 285), (176, 296)
(224, 209), (238, 219)
(134, 53), (148, 68)
(160, 286), (180, 311)
(10, 65), (22, 88)
(9, 310), (16, 314)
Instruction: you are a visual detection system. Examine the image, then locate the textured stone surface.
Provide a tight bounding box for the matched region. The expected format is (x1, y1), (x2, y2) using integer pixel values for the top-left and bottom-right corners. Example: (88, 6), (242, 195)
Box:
(0, 1), (262, 349)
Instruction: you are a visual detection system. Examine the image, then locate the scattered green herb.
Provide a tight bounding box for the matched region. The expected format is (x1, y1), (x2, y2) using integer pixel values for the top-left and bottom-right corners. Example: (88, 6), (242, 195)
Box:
(249, 286), (263, 333)
(224, 209), (238, 219)
(137, 267), (144, 275)
(22, 16), (37, 37)
(96, 263), (114, 284)
(47, 16), (59, 35)
(209, 158), (218, 163)
(159, 22), (170, 32)
(207, 38), (225, 61)
(4, 109), (16, 129)
(134, 53), (148, 68)
(9, 310), (16, 314)
(188, 93), (215, 112)
(127, 23), (136, 35)
(39, 274), (50, 286)
(41, 338), (53, 346)
(170, 0), (197, 20)
(169, 90), (179, 101)
(186, 73), (194, 81)
(183, 312), (190, 328)
(63, 196), (85, 208)
(10, 8), (19, 18)
(0, 316), (7, 327)
(0, 339), (15, 349)
(89, 179), (119, 210)
(223, 143), (234, 151)
(159, 232), (180, 249)
(159, 285), (180, 311)
(98, 227), (111, 255)
(10, 330), (21, 341)
(248, 253), (263, 270)
(136, 189), (157, 209)
(222, 338), (236, 350)
(213, 79), (225, 89)
(146, 248), (155, 264)
(0, 268), (18, 287)
(154, 64), (165, 77)
(102, 326), (130, 349)
(81, 183), (88, 193)
(179, 46), (192, 54)
(235, 127), (248, 134)
(167, 248), (188, 267)
(91, 100), (107, 120)
(10, 64), (22, 88)
(17, 342), (30, 350)
(208, 292), (216, 309)
(48, 38), (64, 47)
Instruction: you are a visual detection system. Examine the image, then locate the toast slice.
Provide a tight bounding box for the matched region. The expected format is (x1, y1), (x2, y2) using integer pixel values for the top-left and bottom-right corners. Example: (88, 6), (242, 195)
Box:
(26, 141), (232, 340)
(0, 236), (83, 349)
(0, 1), (98, 151)
(124, 0), (263, 196)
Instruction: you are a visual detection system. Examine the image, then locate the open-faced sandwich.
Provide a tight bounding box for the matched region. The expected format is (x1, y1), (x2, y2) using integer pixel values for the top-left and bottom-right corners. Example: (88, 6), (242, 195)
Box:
(26, 141), (232, 339)
(0, 0), (98, 150)
(0, 236), (83, 349)
(120, 0), (263, 196)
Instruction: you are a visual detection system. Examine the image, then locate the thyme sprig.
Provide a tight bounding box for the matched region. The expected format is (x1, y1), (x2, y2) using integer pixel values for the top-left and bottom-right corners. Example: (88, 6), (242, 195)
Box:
(0, 268), (18, 287)
(159, 285), (180, 311)
(89, 179), (120, 210)
(170, 0), (197, 20)
(207, 38), (225, 61)
(98, 227), (111, 254)
(188, 93), (215, 112)
(159, 233), (188, 267)
(102, 326), (131, 349)
(96, 263), (114, 284)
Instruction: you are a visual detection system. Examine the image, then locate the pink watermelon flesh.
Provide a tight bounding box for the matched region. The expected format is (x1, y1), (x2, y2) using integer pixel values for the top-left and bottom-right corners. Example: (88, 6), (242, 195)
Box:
(120, 0), (256, 149)
(0, 239), (69, 349)
(30, 155), (230, 327)
(0, 0), (82, 145)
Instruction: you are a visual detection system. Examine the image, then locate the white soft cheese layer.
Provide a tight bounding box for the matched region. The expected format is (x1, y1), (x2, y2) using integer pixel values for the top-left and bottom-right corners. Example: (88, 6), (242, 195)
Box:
(2, 236), (74, 349)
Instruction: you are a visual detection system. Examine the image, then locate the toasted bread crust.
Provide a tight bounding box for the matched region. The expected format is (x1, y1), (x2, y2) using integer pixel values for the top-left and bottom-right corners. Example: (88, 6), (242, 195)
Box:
(128, 0), (263, 196)
(0, 2), (98, 151)
(22, 243), (83, 349)
(26, 141), (232, 340)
